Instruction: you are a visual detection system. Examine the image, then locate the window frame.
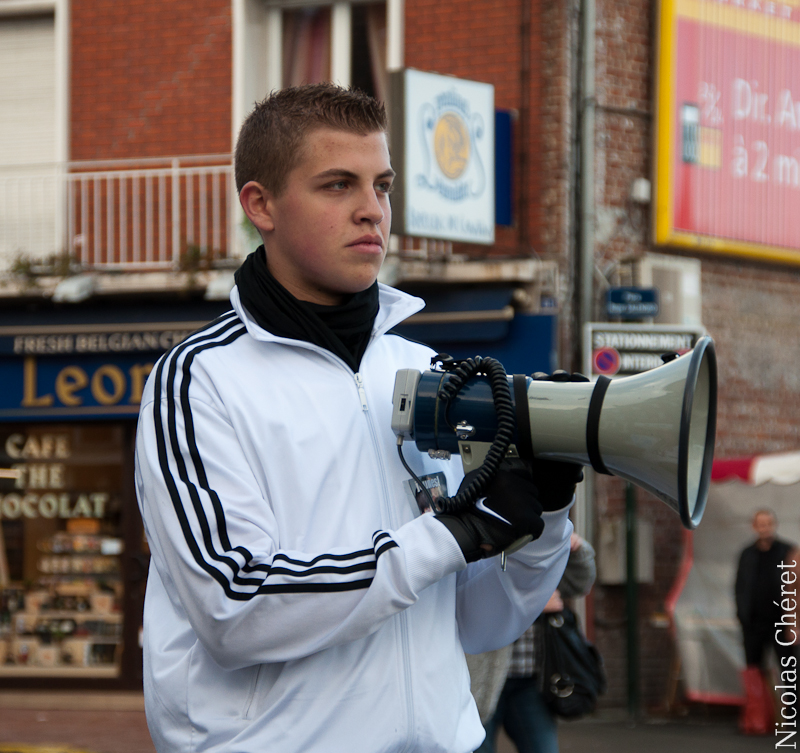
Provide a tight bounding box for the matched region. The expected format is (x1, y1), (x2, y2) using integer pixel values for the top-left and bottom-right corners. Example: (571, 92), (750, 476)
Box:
(232, 0), (402, 144)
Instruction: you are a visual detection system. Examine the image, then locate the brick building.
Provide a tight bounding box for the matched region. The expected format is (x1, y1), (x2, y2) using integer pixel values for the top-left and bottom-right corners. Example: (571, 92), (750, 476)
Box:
(1, 0), (799, 711)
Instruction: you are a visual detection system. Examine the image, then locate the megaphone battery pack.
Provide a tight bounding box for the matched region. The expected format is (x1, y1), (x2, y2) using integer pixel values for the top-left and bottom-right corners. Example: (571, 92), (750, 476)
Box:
(391, 369), (421, 438)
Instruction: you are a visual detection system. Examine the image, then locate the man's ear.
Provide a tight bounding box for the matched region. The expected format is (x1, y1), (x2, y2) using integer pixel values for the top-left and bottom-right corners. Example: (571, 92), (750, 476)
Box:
(239, 181), (276, 234)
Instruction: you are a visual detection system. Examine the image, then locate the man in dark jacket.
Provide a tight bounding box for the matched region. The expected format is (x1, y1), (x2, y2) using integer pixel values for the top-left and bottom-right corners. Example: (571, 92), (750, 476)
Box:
(735, 509), (795, 666)
(734, 509), (796, 734)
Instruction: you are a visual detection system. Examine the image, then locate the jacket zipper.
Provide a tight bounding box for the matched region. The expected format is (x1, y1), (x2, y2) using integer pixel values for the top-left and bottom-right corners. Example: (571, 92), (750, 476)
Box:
(237, 300), (425, 747)
(354, 372), (369, 411)
(354, 369), (416, 752)
(242, 664), (263, 720)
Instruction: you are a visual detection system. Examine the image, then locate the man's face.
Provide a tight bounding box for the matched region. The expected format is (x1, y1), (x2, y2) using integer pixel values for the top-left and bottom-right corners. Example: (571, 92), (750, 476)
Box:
(261, 127), (394, 305)
(753, 512), (777, 544)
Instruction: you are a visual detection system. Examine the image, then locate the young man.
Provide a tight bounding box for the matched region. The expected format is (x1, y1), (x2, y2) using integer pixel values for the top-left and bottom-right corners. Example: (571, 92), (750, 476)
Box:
(135, 83), (577, 752)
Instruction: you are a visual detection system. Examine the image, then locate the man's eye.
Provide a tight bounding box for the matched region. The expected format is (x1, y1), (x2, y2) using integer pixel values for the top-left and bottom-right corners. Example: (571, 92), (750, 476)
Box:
(377, 182), (394, 194)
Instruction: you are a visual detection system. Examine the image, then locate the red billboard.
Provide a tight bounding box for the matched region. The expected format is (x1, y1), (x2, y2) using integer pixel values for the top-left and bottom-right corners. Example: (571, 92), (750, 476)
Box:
(655, 0), (800, 263)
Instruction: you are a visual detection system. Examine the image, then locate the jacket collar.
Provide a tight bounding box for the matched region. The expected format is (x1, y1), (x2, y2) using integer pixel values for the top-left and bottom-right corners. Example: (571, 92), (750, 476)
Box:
(230, 282), (425, 347)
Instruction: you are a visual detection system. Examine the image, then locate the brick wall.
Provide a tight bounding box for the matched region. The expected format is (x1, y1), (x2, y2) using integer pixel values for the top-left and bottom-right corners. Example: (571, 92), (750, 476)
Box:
(70, 0), (232, 161)
(404, 0), (580, 363)
(405, 0), (523, 261)
(404, 0), (576, 269)
(405, 0), (523, 129)
(703, 258), (800, 455)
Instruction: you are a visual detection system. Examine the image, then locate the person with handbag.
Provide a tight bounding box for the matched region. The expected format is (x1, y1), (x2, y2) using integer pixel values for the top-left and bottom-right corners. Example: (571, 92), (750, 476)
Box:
(473, 533), (597, 753)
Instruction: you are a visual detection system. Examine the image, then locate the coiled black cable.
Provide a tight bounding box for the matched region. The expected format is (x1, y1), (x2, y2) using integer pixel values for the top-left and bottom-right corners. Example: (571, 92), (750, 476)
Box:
(433, 356), (516, 514)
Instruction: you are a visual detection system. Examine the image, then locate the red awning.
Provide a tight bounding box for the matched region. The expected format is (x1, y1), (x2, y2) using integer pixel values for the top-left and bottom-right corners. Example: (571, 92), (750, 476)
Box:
(712, 452), (800, 486)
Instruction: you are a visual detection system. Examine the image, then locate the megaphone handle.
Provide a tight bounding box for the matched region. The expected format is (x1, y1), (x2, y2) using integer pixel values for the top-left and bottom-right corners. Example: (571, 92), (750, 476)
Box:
(500, 534), (534, 571)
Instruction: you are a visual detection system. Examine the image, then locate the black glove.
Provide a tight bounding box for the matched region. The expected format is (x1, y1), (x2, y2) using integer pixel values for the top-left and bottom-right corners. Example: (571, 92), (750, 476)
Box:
(529, 370), (587, 511)
(435, 458), (544, 563)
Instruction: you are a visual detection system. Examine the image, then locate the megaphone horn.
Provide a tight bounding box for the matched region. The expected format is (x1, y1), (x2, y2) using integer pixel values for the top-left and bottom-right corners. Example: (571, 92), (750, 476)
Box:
(391, 336), (717, 529)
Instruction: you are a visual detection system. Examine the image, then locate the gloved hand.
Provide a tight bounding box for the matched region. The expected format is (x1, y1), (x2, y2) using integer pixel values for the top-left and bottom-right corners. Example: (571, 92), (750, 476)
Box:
(530, 370), (587, 511)
(435, 458), (544, 563)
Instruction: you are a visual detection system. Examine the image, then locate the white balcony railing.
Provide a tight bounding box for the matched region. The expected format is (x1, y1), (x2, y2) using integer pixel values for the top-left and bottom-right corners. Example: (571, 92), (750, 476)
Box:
(0, 155), (243, 271)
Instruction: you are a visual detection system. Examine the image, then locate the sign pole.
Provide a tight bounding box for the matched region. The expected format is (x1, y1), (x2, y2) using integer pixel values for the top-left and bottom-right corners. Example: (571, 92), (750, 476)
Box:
(626, 480), (640, 721)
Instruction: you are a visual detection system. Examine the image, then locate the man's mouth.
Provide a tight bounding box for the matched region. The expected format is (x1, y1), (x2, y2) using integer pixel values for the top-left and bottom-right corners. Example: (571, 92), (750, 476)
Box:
(349, 235), (384, 253)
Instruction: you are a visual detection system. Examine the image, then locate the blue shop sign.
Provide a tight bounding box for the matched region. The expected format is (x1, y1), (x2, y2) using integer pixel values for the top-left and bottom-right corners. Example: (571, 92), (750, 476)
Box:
(0, 320), (213, 422)
(0, 353), (157, 420)
(606, 287), (659, 319)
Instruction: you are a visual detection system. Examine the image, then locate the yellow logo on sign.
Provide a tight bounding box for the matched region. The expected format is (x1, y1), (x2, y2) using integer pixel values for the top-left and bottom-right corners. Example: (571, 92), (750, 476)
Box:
(434, 112), (470, 180)
(699, 127), (722, 169)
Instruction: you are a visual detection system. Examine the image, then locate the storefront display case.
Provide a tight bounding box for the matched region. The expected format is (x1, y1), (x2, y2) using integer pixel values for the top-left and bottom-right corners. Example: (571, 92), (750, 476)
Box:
(0, 298), (232, 688)
(0, 423), (136, 681)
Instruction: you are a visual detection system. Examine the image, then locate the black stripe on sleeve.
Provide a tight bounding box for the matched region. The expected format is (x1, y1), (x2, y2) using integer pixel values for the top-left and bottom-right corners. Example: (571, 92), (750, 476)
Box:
(372, 530), (399, 559)
(152, 317), (259, 598)
(264, 561), (377, 578)
(273, 549), (375, 567)
(162, 320), (262, 587)
(255, 578), (375, 594)
(372, 531), (393, 546)
(375, 541), (399, 558)
(150, 314), (383, 600)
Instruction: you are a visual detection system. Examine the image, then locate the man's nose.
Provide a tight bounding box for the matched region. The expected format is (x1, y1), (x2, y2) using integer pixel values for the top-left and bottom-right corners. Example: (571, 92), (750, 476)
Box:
(355, 189), (385, 225)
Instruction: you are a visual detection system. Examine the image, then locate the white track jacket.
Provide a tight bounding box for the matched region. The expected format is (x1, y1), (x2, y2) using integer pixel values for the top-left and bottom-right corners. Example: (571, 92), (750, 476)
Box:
(135, 282), (572, 753)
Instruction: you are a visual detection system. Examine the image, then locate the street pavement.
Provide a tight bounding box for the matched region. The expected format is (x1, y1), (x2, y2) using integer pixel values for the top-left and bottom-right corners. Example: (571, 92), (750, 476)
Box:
(0, 694), (782, 753)
(0, 693), (153, 753)
(553, 713), (778, 753)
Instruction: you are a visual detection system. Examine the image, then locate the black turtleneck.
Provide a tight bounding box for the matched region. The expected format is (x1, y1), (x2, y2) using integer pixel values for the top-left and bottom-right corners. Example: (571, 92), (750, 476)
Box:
(234, 246), (380, 373)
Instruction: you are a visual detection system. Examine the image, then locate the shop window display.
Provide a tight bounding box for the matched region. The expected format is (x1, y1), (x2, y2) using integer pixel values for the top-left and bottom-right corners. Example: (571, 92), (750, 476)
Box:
(0, 424), (126, 677)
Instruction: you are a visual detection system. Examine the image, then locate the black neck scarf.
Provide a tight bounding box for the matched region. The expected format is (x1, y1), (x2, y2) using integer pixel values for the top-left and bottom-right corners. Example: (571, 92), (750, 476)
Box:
(234, 246), (380, 373)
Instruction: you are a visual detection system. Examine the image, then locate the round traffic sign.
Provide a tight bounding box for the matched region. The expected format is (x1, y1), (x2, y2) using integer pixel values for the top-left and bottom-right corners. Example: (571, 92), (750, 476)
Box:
(593, 347), (621, 376)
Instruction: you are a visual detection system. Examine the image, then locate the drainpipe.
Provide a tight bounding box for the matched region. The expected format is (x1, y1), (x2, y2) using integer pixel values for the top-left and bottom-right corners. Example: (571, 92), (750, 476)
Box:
(578, 0), (640, 718)
(574, 0), (597, 568)
(573, 0), (598, 670)
(579, 0), (596, 340)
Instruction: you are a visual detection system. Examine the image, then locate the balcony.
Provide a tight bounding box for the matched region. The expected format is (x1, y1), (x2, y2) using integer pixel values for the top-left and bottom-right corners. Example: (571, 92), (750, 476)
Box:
(0, 154), (562, 306)
(0, 155), (246, 297)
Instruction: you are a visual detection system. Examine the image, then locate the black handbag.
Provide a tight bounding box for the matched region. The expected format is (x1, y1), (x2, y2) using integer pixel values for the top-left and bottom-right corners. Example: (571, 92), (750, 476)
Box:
(539, 607), (606, 719)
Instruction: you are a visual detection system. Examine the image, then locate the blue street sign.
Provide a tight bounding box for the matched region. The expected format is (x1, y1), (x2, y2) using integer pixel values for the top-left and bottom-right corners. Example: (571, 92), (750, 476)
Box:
(606, 287), (659, 319)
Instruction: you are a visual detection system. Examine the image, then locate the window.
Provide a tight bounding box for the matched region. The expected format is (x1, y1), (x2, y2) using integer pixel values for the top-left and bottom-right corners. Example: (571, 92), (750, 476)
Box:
(234, 0), (390, 135)
(350, 3), (386, 102)
(0, 2), (68, 267)
(282, 6), (333, 87)
(274, 1), (385, 97)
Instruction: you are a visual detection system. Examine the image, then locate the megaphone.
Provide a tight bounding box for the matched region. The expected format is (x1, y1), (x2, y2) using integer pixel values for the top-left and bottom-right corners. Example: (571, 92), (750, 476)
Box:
(391, 336), (717, 529)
